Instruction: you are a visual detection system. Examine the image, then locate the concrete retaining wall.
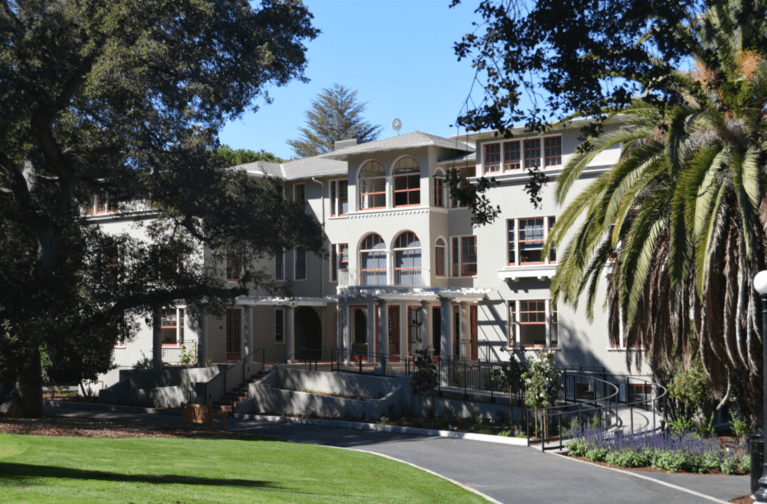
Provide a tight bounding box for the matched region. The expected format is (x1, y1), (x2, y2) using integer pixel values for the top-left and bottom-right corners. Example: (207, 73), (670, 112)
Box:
(101, 365), (224, 408)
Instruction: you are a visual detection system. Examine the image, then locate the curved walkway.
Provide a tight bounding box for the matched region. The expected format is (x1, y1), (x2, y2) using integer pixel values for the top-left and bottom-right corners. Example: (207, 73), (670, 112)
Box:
(41, 402), (748, 504)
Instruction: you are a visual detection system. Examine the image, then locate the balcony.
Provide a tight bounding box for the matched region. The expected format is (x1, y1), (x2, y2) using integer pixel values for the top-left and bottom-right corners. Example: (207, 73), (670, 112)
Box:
(338, 267), (431, 288)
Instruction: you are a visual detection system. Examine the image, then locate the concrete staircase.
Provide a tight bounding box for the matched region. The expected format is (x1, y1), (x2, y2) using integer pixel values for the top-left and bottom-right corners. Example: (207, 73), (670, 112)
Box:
(211, 372), (266, 414)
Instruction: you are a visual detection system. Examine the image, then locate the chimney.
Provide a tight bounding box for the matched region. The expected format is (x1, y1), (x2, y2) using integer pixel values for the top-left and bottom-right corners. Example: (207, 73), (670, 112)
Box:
(334, 138), (358, 150)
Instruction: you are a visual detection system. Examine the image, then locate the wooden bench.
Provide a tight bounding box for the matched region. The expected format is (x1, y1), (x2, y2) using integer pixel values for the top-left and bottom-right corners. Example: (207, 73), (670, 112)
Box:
(180, 403), (227, 431)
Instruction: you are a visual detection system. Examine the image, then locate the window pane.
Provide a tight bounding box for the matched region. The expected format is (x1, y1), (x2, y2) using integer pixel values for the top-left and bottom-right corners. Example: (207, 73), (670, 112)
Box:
(484, 143), (500, 173)
(519, 218), (544, 264)
(544, 136), (562, 167)
(507, 220), (516, 265)
(504, 141), (521, 171)
(524, 139), (541, 169)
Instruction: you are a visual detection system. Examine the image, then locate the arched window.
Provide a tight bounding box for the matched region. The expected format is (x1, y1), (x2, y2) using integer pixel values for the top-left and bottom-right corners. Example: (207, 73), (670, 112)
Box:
(359, 161), (386, 210)
(393, 157), (420, 207)
(433, 169), (445, 208)
(394, 232), (421, 285)
(360, 233), (386, 285)
(435, 238), (446, 277)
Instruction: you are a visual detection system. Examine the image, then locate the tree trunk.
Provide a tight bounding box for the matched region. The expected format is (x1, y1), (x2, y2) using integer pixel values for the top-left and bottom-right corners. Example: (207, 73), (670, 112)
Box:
(0, 347), (43, 418)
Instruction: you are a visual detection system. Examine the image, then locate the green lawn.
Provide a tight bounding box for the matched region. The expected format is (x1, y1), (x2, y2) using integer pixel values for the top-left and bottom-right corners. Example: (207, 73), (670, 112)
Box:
(0, 433), (487, 503)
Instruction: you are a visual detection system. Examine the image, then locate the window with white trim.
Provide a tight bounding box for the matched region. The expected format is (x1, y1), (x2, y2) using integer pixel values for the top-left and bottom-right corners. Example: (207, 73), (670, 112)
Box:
(507, 216), (556, 265)
(393, 157), (420, 207)
(450, 166), (476, 208)
(161, 308), (184, 345)
(275, 251), (284, 280)
(331, 243), (348, 282)
(226, 254), (242, 281)
(330, 179), (348, 216)
(435, 238), (446, 277)
(393, 232), (421, 285)
(433, 170), (445, 207)
(360, 233), (386, 286)
(482, 135), (561, 175)
(508, 300), (557, 348)
(83, 192), (117, 215)
(451, 236), (477, 276)
(359, 160), (386, 210)
(295, 249), (306, 280)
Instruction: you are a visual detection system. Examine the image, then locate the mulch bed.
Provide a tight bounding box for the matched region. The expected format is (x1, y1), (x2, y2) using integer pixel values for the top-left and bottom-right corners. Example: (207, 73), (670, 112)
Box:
(0, 415), (248, 439)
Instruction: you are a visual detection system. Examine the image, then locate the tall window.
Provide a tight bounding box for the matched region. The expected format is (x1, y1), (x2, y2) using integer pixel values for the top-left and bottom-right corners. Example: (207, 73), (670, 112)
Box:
(450, 166), (476, 208)
(507, 216), (556, 265)
(359, 160), (386, 210)
(226, 254), (242, 281)
(433, 170), (445, 207)
(275, 251), (284, 280)
(293, 183), (305, 204)
(504, 140), (521, 171)
(295, 250), (306, 280)
(360, 233), (386, 286)
(330, 180), (348, 216)
(394, 232), (421, 285)
(393, 157), (420, 207)
(161, 309), (184, 345)
(452, 236), (477, 276)
(543, 136), (561, 167)
(435, 238), (446, 277)
(331, 243), (348, 282)
(509, 300), (557, 348)
(524, 139), (541, 169)
(275, 309), (284, 344)
(484, 143), (501, 173)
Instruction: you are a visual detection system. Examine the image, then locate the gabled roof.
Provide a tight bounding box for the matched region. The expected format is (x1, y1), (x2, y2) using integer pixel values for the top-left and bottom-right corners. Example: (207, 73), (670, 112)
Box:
(280, 155), (347, 180)
(322, 131), (474, 160)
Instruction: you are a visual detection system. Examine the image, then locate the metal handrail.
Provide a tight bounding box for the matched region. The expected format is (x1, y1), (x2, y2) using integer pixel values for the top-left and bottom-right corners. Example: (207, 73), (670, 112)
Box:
(526, 373), (668, 452)
(203, 347), (265, 406)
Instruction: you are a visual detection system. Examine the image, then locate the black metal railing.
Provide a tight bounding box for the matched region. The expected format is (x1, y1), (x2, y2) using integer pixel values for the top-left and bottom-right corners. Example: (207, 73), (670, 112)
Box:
(203, 348), (265, 406)
(525, 373), (668, 452)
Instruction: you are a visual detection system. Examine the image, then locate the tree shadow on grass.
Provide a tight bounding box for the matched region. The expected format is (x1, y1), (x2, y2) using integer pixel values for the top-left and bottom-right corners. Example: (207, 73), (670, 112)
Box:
(0, 462), (278, 489)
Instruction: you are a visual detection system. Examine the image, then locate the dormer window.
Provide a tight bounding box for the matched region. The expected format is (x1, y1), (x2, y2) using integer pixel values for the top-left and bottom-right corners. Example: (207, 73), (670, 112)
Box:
(393, 157), (420, 207)
(359, 160), (386, 210)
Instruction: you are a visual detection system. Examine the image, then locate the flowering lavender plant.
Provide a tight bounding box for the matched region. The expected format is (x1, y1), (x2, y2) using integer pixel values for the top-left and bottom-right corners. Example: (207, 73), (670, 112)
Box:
(565, 425), (750, 474)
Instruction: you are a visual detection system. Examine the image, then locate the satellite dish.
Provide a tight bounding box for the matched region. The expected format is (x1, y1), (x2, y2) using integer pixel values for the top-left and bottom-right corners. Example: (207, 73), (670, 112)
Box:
(392, 118), (402, 134)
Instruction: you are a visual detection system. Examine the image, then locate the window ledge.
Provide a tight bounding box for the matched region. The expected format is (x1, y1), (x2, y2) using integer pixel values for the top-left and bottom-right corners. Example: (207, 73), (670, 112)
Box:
(498, 264), (556, 282)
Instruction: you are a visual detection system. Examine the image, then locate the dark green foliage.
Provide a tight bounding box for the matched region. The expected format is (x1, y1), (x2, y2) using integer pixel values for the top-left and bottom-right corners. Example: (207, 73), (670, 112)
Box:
(213, 147), (284, 167)
(409, 347), (439, 417)
(0, 0), (321, 417)
(287, 83), (382, 158)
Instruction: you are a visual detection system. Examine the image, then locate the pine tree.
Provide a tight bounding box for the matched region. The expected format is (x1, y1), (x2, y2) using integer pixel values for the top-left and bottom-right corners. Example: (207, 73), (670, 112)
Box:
(287, 84), (382, 158)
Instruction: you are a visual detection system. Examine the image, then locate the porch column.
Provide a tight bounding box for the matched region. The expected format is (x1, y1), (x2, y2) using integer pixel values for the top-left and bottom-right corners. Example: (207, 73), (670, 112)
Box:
(152, 309), (162, 369)
(377, 299), (389, 359)
(440, 298), (453, 361)
(399, 304), (408, 360)
(421, 301), (431, 354)
(197, 307), (207, 366)
(460, 302), (469, 360)
(342, 303), (351, 363)
(286, 305), (295, 362)
(242, 306), (252, 362)
(366, 300), (376, 362)
(336, 302), (343, 351)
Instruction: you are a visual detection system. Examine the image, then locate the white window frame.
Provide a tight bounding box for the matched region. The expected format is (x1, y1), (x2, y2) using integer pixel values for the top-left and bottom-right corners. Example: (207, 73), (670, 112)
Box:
(507, 216), (557, 266)
(330, 179), (349, 217)
(330, 243), (349, 282)
(450, 235), (478, 277)
(481, 134), (562, 175)
(294, 249), (307, 281)
(161, 307), (185, 347)
(508, 300), (557, 349)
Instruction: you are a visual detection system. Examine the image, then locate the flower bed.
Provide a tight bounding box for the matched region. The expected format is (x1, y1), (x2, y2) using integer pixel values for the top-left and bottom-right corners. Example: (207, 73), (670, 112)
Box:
(566, 425), (750, 475)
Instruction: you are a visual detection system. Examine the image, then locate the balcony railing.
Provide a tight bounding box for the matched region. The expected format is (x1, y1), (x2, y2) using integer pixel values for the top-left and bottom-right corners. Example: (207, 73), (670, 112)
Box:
(338, 267), (431, 288)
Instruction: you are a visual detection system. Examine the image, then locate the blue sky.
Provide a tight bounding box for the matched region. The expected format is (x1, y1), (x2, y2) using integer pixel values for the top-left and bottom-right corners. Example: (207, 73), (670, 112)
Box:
(218, 0), (487, 160)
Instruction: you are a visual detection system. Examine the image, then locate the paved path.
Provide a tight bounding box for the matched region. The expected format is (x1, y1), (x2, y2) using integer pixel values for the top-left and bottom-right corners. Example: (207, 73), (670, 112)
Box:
(42, 403), (749, 504)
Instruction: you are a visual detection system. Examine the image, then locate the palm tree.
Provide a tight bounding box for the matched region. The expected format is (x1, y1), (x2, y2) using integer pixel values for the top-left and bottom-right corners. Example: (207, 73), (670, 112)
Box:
(546, 0), (767, 424)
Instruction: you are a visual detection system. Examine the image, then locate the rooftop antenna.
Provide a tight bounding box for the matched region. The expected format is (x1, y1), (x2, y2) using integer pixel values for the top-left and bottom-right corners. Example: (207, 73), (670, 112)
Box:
(392, 118), (402, 136)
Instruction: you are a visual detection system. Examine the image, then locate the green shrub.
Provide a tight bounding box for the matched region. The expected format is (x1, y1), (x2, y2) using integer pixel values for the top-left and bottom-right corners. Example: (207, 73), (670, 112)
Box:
(720, 457), (739, 475)
(667, 416), (696, 436)
(585, 448), (607, 462)
(478, 428), (492, 434)
(651, 450), (689, 473)
(730, 411), (749, 438)
(566, 439), (588, 457)
(472, 408), (482, 425)
(498, 430), (512, 437)
(605, 450), (650, 468)
(380, 417), (390, 425)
